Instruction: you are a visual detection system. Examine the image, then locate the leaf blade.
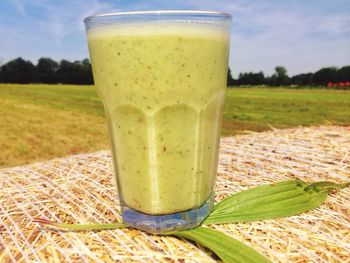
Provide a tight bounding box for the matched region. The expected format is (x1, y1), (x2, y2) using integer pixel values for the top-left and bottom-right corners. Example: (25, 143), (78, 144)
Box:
(212, 180), (306, 213)
(205, 180), (349, 225)
(172, 226), (271, 263)
(204, 193), (328, 224)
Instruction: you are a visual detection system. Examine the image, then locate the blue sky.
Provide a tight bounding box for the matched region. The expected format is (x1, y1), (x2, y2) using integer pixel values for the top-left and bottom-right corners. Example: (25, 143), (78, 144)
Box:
(0, 0), (349, 77)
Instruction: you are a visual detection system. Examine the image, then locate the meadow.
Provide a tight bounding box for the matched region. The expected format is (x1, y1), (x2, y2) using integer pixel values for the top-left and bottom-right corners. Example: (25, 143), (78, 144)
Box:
(1, 84), (349, 168)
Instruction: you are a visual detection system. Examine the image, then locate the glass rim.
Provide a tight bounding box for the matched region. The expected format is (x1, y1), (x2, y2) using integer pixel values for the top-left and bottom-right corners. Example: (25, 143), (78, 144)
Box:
(84, 10), (232, 23)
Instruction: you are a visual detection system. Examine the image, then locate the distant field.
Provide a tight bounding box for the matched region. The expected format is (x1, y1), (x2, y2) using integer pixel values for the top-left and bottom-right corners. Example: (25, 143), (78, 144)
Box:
(222, 87), (350, 135)
(1, 84), (349, 168)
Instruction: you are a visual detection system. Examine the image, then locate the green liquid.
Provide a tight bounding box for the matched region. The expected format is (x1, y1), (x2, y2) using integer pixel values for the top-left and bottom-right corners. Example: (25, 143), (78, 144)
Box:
(88, 23), (230, 214)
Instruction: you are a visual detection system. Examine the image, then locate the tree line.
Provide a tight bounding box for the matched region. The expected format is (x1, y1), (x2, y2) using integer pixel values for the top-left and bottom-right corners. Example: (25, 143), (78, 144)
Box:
(0, 57), (93, 84)
(0, 57), (349, 86)
(227, 65), (350, 86)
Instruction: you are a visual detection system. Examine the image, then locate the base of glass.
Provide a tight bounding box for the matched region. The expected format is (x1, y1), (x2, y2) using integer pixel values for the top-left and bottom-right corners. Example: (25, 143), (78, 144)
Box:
(121, 195), (214, 234)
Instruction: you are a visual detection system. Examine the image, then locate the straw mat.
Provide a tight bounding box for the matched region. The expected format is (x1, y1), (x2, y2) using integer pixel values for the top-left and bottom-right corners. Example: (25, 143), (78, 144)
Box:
(0, 126), (349, 262)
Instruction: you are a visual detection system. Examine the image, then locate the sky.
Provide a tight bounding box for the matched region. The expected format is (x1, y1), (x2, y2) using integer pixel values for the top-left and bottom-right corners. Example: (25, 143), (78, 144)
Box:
(0, 0), (349, 77)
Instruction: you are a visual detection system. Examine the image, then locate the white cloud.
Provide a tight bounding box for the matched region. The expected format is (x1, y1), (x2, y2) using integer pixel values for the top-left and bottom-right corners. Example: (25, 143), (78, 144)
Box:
(312, 14), (350, 36)
(0, 0), (113, 61)
(48, 0), (116, 54)
(172, 0), (350, 76)
(11, 0), (114, 46)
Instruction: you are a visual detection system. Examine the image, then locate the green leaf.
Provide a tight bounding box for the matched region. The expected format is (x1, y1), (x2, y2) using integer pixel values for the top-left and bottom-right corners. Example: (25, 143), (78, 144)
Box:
(212, 180), (306, 213)
(172, 226), (271, 263)
(204, 180), (349, 225)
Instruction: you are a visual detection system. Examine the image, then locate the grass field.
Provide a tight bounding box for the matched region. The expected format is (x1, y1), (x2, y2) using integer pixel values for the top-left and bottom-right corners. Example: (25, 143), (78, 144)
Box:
(222, 87), (350, 135)
(1, 84), (349, 168)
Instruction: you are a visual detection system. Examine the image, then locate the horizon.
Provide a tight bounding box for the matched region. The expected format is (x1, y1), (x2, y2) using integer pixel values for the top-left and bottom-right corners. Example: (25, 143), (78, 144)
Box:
(3, 56), (349, 80)
(1, 0), (350, 77)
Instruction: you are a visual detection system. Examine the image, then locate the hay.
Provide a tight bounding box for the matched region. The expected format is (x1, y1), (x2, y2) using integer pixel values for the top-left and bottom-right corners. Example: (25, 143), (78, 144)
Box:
(0, 125), (349, 262)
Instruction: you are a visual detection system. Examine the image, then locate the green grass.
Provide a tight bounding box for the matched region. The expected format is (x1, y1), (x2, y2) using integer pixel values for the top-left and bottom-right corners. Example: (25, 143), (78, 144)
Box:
(1, 84), (349, 168)
(222, 87), (350, 135)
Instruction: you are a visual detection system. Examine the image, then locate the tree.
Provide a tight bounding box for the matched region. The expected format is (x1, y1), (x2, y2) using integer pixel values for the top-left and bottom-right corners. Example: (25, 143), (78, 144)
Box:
(71, 60), (84, 84)
(271, 66), (289, 86)
(37, 58), (59, 83)
(313, 67), (337, 85)
(80, 58), (93, 84)
(0, 57), (36, 83)
(55, 59), (94, 84)
(238, 71), (265, 85)
(290, 73), (313, 86)
(337, 66), (350, 82)
(227, 67), (235, 86)
(56, 60), (80, 84)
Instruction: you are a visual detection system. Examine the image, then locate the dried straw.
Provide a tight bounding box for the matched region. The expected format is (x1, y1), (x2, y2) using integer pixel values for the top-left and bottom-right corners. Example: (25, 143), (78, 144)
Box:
(0, 126), (349, 262)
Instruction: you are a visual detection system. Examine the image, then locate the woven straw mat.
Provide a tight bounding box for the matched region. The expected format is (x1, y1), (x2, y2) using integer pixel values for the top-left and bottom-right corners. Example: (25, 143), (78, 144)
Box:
(0, 126), (349, 262)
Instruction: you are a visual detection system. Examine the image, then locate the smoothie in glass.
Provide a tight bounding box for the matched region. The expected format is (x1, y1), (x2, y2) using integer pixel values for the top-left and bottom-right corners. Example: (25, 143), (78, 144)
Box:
(85, 11), (231, 233)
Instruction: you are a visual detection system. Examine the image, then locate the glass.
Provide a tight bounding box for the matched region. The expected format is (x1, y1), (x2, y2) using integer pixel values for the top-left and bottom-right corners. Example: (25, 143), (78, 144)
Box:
(84, 10), (232, 233)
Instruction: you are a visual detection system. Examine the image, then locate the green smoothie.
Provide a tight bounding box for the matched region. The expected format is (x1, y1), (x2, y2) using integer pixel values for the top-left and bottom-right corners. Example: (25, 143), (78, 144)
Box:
(88, 22), (230, 215)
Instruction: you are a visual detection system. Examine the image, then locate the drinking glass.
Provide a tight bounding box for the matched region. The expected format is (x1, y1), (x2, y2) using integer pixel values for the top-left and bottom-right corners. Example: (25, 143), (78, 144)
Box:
(84, 10), (232, 233)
